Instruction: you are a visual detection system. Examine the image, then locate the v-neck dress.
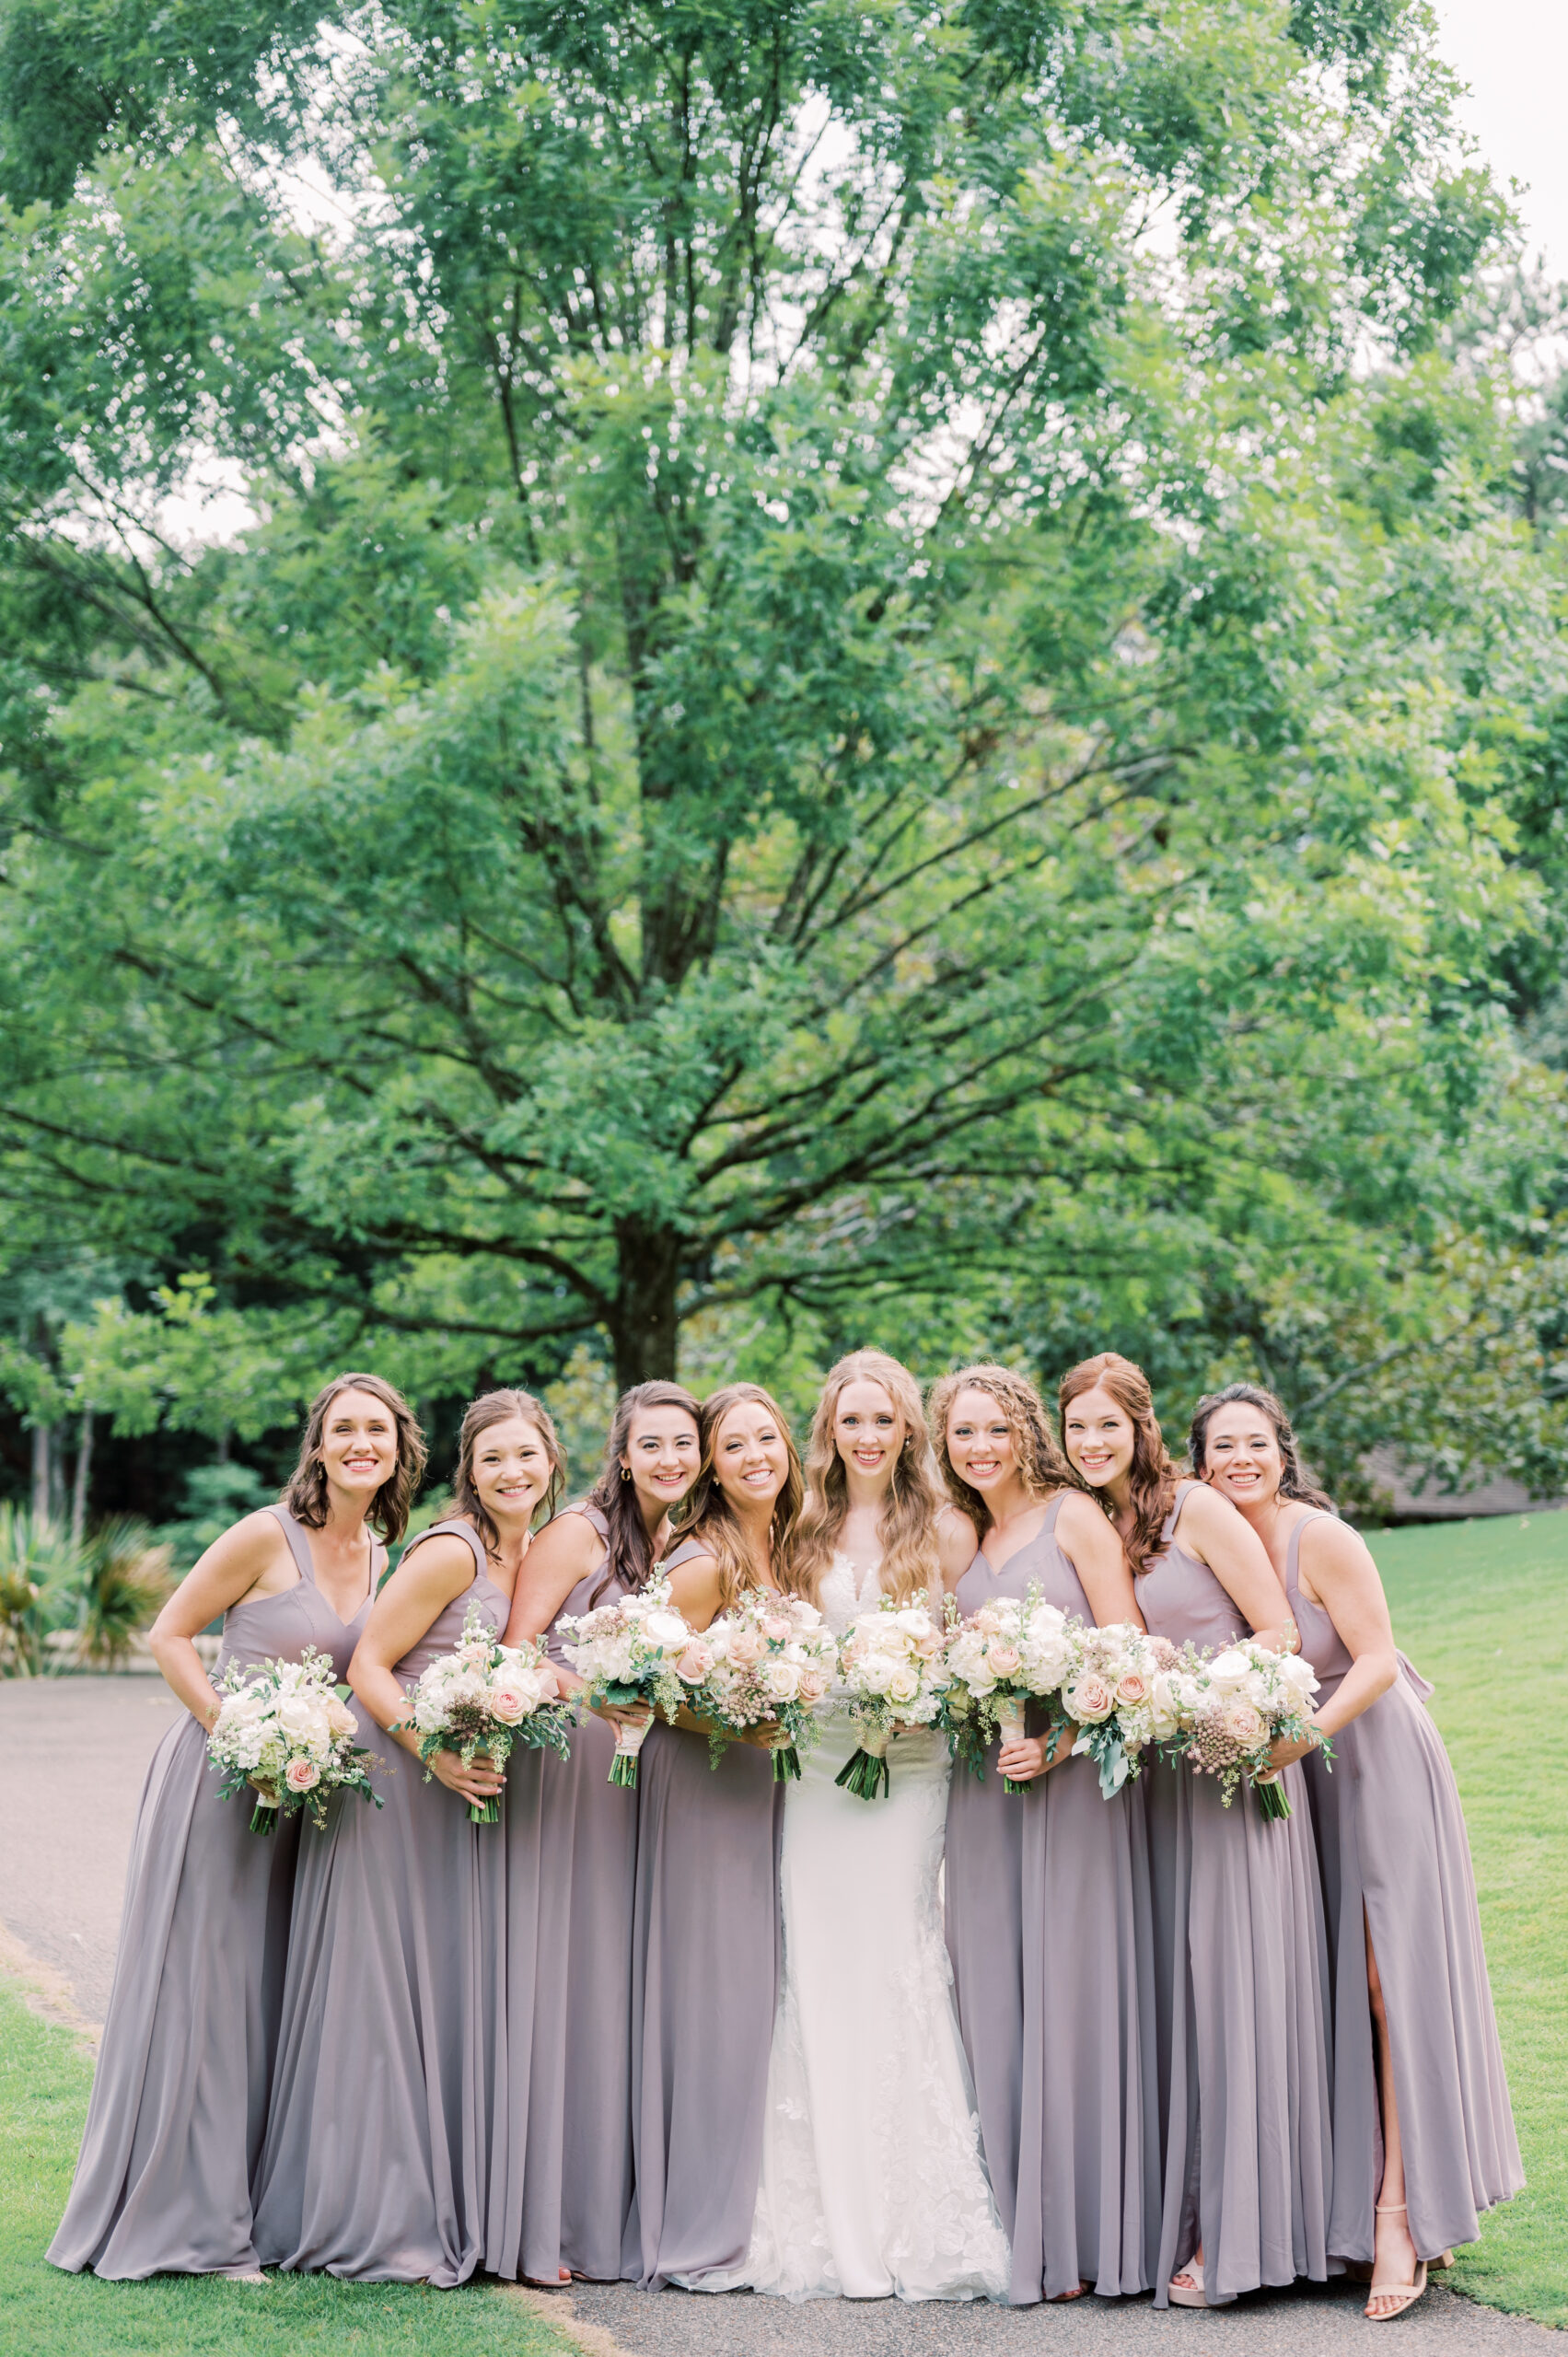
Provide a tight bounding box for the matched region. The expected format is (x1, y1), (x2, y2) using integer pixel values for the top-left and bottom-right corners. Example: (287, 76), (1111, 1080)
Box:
(252, 1519), (510, 2286)
(49, 1506), (373, 2279)
(944, 1497), (1160, 2301)
(488, 1503), (641, 2284)
(1284, 1513), (1522, 2264)
(625, 1535), (784, 2291)
(1134, 1482), (1333, 2307)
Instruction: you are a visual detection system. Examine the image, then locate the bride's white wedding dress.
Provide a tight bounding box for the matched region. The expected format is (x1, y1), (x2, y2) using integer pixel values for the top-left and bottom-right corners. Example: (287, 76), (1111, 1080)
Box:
(740, 1554), (1010, 2303)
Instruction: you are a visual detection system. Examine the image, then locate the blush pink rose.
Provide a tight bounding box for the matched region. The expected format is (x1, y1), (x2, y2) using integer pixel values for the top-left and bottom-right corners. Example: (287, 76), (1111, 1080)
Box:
(1067, 1674), (1114, 1724)
(535, 1661), (561, 1701)
(986, 1642), (1021, 1678)
(759, 1614), (790, 1643)
(489, 1683), (530, 1724)
(728, 1630), (764, 1666)
(798, 1667), (830, 1702)
(285, 1757), (321, 1794)
(1116, 1672), (1150, 1706)
(676, 1644), (712, 1684)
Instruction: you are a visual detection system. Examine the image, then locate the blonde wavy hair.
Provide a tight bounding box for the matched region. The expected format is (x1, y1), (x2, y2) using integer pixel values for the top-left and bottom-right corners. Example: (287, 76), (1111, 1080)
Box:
(670, 1382), (803, 1611)
(927, 1362), (1069, 1530)
(791, 1350), (944, 1607)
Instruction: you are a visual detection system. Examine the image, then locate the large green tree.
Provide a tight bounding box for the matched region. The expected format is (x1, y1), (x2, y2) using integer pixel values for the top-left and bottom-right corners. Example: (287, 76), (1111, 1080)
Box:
(0, 0), (1563, 1496)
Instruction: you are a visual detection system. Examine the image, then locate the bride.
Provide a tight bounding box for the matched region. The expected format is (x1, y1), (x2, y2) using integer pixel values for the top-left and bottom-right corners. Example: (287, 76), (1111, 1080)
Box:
(739, 1349), (1010, 2303)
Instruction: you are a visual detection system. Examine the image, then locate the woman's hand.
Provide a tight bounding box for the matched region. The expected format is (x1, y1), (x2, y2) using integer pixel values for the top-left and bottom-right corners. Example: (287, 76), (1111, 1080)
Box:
(997, 1733), (1053, 1782)
(426, 1747), (507, 1805)
(1266, 1726), (1320, 1772)
(592, 1697), (654, 1731)
(738, 1717), (787, 1749)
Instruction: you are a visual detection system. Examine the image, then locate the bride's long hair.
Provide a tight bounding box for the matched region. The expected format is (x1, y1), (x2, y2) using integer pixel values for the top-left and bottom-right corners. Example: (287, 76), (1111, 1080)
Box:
(789, 1349), (943, 1608)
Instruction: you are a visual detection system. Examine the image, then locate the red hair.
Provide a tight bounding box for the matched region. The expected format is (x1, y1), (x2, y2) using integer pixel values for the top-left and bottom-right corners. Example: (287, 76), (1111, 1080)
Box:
(1057, 1352), (1177, 1577)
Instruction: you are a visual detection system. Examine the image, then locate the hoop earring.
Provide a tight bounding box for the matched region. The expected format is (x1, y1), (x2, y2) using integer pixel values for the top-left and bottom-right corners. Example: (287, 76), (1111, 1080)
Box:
(620, 1464), (632, 1482)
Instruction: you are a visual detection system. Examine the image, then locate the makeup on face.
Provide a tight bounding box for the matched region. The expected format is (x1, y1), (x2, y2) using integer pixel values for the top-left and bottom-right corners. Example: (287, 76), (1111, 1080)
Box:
(713, 1402), (789, 1509)
(946, 1388), (1017, 1491)
(1062, 1385), (1134, 1488)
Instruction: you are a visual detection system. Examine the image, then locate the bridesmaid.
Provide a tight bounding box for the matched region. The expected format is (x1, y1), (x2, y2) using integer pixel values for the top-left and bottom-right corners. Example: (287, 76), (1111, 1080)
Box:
(1060, 1351), (1333, 2310)
(48, 1373), (423, 2281)
(933, 1362), (1160, 2305)
(628, 1381), (800, 2292)
(1191, 1383), (1523, 2319)
(489, 1380), (703, 2288)
(253, 1387), (564, 2285)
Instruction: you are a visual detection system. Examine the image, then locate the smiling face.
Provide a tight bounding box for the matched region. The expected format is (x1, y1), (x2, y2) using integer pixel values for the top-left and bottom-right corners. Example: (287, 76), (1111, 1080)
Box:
(318, 1387), (399, 1502)
(470, 1414), (554, 1527)
(945, 1387), (1020, 1499)
(1198, 1401), (1285, 1512)
(1061, 1384), (1136, 1491)
(833, 1377), (904, 1489)
(622, 1402), (702, 1518)
(711, 1398), (790, 1515)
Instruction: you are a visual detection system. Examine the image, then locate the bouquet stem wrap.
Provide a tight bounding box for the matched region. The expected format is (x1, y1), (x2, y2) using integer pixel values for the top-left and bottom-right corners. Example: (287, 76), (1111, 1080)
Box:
(1249, 1766), (1292, 1820)
(610, 1713), (654, 1788)
(249, 1786), (280, 1836)
(834, 1721), (890, 1802)
(993, 1698), (1031, 1795)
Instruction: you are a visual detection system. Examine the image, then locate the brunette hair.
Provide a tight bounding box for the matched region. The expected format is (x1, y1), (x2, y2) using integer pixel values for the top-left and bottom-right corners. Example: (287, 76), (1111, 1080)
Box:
(672, 1382), (803, 1612)
(1057, 1351), (1176, 1577)
(283, 1372), (426, 1544)
(454, 1388), (566, 1559)
(927, 1362), (1069, 1531)
(1187, 1382), (1335, 1512)
(583, 1379), (703, 1607)
(792, 1350), (944, 1607)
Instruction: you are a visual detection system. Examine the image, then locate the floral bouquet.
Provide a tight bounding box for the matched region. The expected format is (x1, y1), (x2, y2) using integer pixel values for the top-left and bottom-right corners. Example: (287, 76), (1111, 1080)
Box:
(1161, 1638), (1325, 1820)
(834, 1597), (951, 1800)
(1054, 1621), (1176, 1798)
(692, 1591), (837, 1781)
(555, 1575), (702, 1787)
(207, 1647), (378, 1834)
(403, 1605), (574, 1822)
(942, 1589), (1076, 1793)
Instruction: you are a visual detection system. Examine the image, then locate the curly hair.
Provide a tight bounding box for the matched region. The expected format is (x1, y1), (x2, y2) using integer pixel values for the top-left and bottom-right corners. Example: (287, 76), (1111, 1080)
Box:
(1057, 1352), (1176, 1578)
(583, 1379), (703, 1608)
(927, 1363), (1069, 1530)
(283, 1372), (427, 1545)
(454, 1389), (567, 1559)
(792, 1350), (944, 1608)
(671, 1382), (803, 1612)
(1187, 1382), (1335, 1512)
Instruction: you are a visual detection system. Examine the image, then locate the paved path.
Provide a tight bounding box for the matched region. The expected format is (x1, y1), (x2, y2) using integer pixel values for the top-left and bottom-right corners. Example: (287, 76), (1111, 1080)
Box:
(1, 1677), (1554, 2354)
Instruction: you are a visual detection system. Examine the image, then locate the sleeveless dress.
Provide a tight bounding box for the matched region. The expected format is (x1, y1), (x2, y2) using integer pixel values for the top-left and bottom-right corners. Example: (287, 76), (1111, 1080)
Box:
(743, 1552), (1008, 2304)
(252, 1520), (509, 2285)
(48, 1506), (373, 2279)
(1007, 1500), (1160, 2303)
(626, 1534), (784, 2292)
(1284, 1513), (1522, 2263)
(488, 1503), (640, 2284)
(1134, 1482), (1333, 2307)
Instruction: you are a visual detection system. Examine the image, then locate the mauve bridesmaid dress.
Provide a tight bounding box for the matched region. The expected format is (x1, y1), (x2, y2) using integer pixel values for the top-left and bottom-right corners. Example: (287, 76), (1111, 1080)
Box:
(1134, 1480), (1333, 2308)
(252, 1519), (508, 2286)
(488, 1503), (640, 2284)
(945, 1497), (1160, 2301)
(48, 1506), (373, 2280)
(1285, 1513), (1522, 2264)
(626, 1535), (784, 2292)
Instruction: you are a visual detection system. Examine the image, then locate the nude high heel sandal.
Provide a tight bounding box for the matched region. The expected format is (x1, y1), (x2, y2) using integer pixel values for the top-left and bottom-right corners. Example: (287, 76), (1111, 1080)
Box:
(1167, 2253), (1207, 2307)
(1365, 2202), (1428, 2322)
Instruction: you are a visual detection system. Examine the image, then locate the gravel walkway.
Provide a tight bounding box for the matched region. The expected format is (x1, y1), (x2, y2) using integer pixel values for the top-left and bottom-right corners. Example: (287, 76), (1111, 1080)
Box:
(1, 1676), (1552, 2353)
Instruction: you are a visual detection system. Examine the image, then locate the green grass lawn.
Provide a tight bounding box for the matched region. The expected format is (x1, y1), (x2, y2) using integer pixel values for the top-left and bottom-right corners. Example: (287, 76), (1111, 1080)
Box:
(0, 1980), (572, 2357)
(1370, 1513), (1568, 2329)
(1, 1512), (1562, 2349)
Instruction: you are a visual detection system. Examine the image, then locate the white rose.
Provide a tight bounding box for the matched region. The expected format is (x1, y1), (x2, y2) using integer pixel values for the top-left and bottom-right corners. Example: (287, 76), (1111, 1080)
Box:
(886, 1665), (920, 1705)
(643, 1608), (690, 1651)
(1149, 1672), (1183, 1742)
(762, 1659), (801, 1702)
(1204, 1648), (1252, 1691)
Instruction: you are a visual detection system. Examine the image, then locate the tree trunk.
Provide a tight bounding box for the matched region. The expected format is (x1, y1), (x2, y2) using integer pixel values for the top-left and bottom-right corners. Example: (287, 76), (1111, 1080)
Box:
(610, 1215), (682, 1388)
(70, 1406), (94, 1548)
(30, 1422), (52, 1525)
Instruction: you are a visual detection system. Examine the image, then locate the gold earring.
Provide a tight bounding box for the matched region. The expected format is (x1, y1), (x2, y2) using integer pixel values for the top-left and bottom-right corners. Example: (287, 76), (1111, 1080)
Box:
(620, 1465), (631, 1482)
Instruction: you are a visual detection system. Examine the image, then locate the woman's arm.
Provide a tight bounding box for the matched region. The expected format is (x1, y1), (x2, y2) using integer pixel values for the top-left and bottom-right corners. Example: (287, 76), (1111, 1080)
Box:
(349, 1537), (505, 1805)
(1175, 1484), (1294, 1649)
(935, 1504), (980, 1595)
(1269, 1517), (1399, 1765)
(503, 1510), (604, 1646)
(146, 1512), (296, 1728)
(1057, 1491), (1143, 1628)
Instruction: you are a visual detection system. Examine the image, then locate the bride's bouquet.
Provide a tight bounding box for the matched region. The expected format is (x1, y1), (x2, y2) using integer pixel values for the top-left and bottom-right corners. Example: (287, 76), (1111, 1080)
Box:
(1054, 1621), (1174, 1798)
(555, 1575), (701, 1786)
(942, 1589), (1075, 1794)
(834, 1597), (951, 1800)
(207, 1647), (378, 1834)
(404, 1605), (574, 1822)
(1160, 1637), (1325, 1820)
(691, 1591), (837, 1780)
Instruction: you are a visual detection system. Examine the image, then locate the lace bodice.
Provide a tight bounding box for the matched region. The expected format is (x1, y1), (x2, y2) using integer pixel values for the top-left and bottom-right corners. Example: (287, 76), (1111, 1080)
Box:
(817, 1551), (886, 1637)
